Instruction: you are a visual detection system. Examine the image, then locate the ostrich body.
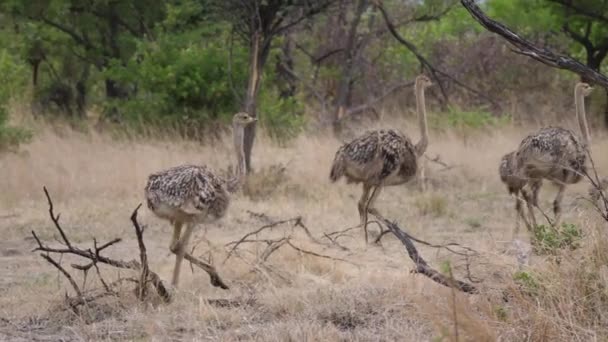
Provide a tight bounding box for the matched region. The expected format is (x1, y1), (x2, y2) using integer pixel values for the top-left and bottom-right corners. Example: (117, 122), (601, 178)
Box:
(499, 151), (537, 234)
(330, 75), (432, 243)
(144, 112), (256, 287)
(512, 82), (593, 226)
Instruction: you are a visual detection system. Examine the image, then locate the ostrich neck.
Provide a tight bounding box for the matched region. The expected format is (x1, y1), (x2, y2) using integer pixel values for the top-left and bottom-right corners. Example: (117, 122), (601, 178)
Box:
(574, 89), (591, 147)
(415, 84), (429, 156)
(233, 122), (246, 180)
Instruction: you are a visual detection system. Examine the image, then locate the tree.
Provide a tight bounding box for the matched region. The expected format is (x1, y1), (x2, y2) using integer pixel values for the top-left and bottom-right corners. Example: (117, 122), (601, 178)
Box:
(3, 0), (166, 118)
(211, 0), (333, 173)
(483, 0), (608, 125)
(461, 0), (608, 87)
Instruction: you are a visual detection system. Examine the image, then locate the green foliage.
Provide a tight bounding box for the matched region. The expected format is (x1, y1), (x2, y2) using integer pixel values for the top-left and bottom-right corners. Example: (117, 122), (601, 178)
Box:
(513, 270), (539, 295)
(494, 305), (508, 321)
(0, 48), (32, 151)
(258, 90), (306, 144)
(488, 0), (608, 69)
(439, 260), (452, 275)
(104, 28), (249, 130)
(432, 107), (509, 130)
(531, 223), (582, 255)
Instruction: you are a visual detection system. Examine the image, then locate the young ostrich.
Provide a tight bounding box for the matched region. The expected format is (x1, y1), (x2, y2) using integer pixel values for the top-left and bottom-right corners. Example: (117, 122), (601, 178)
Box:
(499, 151), (538, 234)
(144, 112), (256, 287)
(330, 75), (433, 243)
(513, 82), (593, 226)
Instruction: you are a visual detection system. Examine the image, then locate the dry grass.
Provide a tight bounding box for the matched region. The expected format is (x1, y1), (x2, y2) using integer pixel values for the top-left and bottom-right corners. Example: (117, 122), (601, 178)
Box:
(1, 114), (608, 341)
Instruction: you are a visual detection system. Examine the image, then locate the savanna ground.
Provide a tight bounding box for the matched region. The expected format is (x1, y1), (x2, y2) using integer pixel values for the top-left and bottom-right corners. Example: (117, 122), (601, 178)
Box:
(1, 114), (608, 341)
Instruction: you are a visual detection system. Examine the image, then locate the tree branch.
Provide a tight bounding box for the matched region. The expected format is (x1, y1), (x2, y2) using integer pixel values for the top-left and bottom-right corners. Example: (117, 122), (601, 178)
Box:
(461, 0), (608, 88)
(34, 16), (96, 51)
(547, 0), (608, 25)
(345, 81), (414, 117)
(376, 1), (499, 108)
(371, 212), (478, 294)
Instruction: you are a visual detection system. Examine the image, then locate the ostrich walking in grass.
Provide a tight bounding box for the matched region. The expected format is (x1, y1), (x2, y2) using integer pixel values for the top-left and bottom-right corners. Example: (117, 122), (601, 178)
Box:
(329, 75), (433, 243)
(144, 112), (256, 287)
(511, 82), (593, 227)
(499, 150), (537, 235)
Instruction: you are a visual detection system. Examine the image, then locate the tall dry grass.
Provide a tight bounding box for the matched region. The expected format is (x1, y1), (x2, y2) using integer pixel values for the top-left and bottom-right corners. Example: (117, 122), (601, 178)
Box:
(1, 111), (608, 341)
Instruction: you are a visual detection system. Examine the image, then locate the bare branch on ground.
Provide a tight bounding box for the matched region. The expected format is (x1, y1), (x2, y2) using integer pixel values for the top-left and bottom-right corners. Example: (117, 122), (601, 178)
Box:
(371, 212), (478, 294)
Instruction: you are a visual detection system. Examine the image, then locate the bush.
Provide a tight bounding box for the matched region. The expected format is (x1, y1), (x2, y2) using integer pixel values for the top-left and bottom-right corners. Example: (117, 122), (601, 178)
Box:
(432, 106), (509, 130)
(258, 90), (306, 144)
(531, 223), (582, 255)
(0, 49), (32, 151)
(0, 118), (32, 152)
(513, 270), (539, 295)
(103, 28), (249, 133)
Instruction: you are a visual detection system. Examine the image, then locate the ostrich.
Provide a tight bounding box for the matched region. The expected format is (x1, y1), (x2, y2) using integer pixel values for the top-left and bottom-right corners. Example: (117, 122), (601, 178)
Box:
(144, 112), (256, 287)
(329, 74), (433, 243)
(513, 82), (593, 226)
(499, 151), (538, 235)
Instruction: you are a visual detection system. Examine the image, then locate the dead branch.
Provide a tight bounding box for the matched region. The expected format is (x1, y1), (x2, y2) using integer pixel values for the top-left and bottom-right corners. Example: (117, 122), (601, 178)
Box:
(373, 229), (392, 244)
(33, 188), (174, 303)
(583, 150), (608, 221)
(424, 154), (457, 172)
(322, 232), (350, 251)
(345, 81), (414, 117)
(286, 240), (357, 266)
(371, 212), (478, 294)
(460, 0), (608, 88)
(131, 204), (150, 299)
(224, 217), (303, 263)
(260, 238), (289, 262)
(183, 253), (229, 289)
(40, 254), (82, 298)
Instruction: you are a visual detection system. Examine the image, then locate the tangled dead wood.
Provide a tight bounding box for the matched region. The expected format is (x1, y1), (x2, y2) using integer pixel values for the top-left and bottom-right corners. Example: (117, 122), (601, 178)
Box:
(371, 212), (478, 294)
(31, 187), (228, 307)
(224, 215), (357, 267)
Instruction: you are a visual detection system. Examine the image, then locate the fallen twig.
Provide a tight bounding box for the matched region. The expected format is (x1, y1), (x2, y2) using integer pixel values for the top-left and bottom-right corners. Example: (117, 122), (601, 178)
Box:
(224, 216), (303, 264)
(371, 212), (478, 294)
(424, 154), (457, 172)
(286, 240), (357, 266)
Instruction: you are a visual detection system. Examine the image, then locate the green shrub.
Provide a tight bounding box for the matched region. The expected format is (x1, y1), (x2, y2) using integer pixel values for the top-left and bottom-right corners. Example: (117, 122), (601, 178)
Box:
(513, 270), (539, 295)
(0, 49), (31, 151)
(431, 106), (509, 130)
(531, 223), (582, 255)
(258, 90), (306, 144)
(103, 28), (249, 132)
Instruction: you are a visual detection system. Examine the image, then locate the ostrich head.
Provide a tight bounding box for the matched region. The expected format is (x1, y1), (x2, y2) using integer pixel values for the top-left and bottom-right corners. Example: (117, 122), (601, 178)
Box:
(415, 75), (433, 89)
(575, 82), (593, 97)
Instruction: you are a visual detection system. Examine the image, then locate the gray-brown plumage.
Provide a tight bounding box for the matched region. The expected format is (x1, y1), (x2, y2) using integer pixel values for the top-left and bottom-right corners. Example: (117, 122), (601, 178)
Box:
(510, 82), (593, 226)
(499, 151), (538, 234)
(145, 112), (256, 287)
(330, 74), (432, 243)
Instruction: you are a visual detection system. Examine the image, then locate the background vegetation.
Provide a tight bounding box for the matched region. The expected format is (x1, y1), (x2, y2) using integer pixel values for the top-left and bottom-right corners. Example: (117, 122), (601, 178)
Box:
(1, 0), (607, 152)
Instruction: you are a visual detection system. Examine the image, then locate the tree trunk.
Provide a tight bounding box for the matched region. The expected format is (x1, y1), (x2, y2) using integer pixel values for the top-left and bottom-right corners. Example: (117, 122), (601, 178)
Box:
(242, 31), (268, 174)
(332, 0), (368, 135)
(75, 65), (90, 119)
(276, 36), (297, 99)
